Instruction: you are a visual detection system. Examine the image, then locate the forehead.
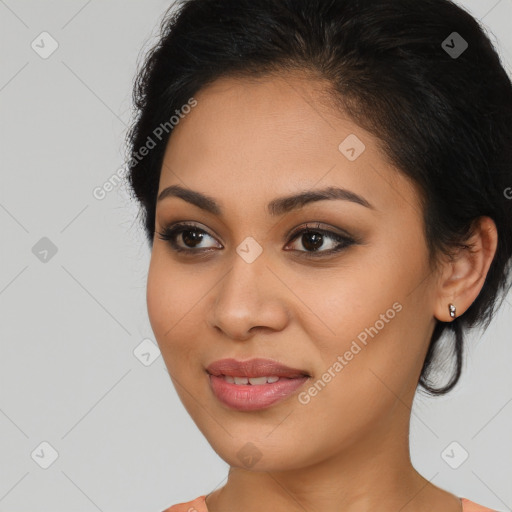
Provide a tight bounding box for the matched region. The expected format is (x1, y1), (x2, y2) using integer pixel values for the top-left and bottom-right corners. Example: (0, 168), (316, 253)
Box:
(159, 73), (422, 218)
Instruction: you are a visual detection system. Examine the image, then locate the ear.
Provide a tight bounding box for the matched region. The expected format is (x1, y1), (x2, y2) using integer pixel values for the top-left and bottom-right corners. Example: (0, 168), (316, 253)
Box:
(433, 216), (498, 322)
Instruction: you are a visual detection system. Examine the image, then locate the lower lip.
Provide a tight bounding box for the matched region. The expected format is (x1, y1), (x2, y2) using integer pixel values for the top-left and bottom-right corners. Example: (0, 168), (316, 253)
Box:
(208, 373), (309, 411)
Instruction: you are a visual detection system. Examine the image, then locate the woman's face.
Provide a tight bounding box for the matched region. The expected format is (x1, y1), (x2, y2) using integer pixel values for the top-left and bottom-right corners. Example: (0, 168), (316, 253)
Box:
(147, 73), (442, 470)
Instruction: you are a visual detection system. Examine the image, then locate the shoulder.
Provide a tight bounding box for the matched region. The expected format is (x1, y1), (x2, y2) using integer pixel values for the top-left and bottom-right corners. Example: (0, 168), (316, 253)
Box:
(161, 495), (498, 512)
(461, 497), (499, 512)
(161, 494), (208, 512)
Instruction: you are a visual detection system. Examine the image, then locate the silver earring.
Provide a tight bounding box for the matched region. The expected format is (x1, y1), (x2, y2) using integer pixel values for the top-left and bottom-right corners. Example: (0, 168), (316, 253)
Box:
(449, 303), (456, 319)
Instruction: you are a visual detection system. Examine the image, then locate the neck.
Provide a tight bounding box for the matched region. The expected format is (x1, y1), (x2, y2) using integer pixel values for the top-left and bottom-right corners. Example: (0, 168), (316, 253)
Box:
(205, 401), (459, 512)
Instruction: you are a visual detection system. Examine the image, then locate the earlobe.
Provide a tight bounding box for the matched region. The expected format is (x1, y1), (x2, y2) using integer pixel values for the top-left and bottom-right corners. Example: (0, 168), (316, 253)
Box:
(433, 216), (498, 323)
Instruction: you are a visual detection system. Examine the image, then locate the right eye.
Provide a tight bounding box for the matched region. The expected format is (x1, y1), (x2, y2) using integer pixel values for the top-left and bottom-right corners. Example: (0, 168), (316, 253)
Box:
(156, 222), (223, 254)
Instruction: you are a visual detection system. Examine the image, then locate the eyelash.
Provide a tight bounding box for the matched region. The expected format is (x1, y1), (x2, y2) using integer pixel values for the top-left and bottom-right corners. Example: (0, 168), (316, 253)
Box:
(156, 222), (356, 259)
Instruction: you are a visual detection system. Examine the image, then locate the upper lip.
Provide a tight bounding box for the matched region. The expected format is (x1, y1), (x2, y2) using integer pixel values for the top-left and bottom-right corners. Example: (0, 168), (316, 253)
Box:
(206, 358), (310, 378)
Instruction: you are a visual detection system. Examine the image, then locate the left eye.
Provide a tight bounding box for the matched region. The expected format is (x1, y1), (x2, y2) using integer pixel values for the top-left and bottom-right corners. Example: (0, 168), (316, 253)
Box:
(284, 223), (355, 255)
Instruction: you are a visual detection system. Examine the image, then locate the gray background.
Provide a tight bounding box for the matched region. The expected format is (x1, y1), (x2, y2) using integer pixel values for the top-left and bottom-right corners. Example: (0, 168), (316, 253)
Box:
(0, 1), (511, 511)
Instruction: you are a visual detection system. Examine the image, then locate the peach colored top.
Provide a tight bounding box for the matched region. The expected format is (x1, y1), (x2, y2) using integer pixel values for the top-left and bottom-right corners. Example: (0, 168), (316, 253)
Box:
(162, 495), (498, 511)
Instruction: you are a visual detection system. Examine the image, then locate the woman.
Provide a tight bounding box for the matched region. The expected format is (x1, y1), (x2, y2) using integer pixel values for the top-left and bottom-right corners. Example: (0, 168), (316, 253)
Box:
(125, 0), (512, 510)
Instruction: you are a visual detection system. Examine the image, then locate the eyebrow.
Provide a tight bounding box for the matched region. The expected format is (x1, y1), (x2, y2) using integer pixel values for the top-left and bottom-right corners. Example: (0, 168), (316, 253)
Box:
(157, 184), (374, 216)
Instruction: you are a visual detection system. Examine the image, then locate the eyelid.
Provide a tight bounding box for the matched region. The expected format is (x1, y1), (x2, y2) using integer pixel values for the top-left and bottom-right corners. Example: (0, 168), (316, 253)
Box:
(285, 221), (354, 242)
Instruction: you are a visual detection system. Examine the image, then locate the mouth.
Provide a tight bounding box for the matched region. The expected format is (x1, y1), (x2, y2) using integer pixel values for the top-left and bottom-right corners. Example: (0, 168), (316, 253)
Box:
(205, 358), (311, 411)
(205, 357), (311, 379)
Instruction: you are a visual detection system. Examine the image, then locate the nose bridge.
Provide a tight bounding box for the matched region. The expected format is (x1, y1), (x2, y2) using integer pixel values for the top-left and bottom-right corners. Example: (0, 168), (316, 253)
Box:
(217, 246), (269, 312)
(209, 245), (289, 339)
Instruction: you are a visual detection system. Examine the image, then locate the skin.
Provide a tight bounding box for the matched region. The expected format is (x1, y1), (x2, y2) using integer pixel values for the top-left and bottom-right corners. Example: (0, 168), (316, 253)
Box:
(146, 72), (498, 512)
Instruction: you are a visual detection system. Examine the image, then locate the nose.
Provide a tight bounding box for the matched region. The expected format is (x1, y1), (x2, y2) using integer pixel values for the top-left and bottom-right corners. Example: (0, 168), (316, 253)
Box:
(206, 251), (290, 341)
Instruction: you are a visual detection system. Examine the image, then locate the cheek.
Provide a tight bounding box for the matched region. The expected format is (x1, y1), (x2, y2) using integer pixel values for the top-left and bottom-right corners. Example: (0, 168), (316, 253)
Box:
(146, 255), (171, 339)
(146, 252), (211, 376)
(288, 303), (417, 462)
(146, 254), (191, 354)
(293, 246), (427, 406)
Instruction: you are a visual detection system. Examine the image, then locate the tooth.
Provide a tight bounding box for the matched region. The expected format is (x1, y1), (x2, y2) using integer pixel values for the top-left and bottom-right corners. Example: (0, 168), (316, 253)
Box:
(224, 375), (282, 385)
(248, 376), (268, 385)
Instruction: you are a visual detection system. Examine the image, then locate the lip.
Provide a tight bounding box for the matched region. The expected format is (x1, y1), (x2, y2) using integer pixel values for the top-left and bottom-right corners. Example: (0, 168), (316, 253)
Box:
(205, 357), (310, 378)
(206, 358), (310, 411)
